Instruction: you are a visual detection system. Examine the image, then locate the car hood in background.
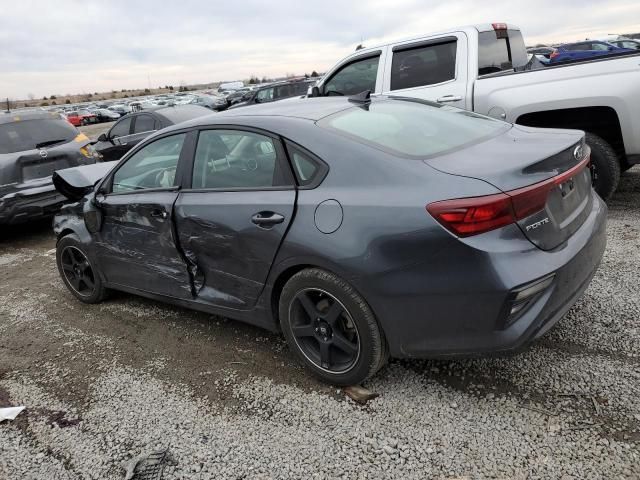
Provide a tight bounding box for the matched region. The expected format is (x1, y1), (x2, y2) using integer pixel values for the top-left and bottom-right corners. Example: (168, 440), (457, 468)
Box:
(53, 161), (117, 201)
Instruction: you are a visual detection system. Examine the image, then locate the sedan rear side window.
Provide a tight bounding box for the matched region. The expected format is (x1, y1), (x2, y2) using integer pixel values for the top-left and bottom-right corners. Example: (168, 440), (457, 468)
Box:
(112, 134), (186, 193)
(192, 130), (279, 189)
(319, 99), (508, 158)
(323, 55), (379, 96)
(390, 40), (457, 90)
(0, 118), (77, 154)
(134, 115), (156, 133)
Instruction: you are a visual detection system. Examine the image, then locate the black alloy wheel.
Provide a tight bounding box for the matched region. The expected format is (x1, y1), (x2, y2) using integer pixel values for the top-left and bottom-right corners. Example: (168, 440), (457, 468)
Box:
(289, 288), (361, 373)
(59, 246), (96, 297)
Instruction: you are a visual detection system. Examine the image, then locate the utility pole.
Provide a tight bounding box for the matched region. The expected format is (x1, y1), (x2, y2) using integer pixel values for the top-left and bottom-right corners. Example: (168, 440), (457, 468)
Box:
(5, 97), (10, 113)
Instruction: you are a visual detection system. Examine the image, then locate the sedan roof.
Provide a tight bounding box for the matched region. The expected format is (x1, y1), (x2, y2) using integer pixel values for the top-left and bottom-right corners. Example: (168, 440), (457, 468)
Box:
(153, 104), (212, 124)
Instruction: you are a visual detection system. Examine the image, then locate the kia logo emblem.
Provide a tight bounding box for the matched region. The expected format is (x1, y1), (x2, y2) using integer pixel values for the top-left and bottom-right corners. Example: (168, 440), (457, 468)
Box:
(39, 150), (48, 159)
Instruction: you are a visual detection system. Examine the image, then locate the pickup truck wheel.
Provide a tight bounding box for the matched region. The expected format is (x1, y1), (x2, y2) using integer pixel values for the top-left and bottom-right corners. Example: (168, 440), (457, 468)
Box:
(586, 133), (620, 201)
(279, 268), (387, 386)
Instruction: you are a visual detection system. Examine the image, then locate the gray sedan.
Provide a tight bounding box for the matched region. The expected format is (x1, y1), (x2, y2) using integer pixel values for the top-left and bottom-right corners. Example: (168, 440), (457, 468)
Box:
(51, 95), (606, 385)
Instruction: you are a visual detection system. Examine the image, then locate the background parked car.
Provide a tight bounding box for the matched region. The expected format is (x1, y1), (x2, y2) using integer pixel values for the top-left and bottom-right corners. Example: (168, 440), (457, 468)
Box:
(189, 94), (228, 111)
(229, 79), (315, 109)
(608, 38), (640, 50)
(65, 110), (98, 127)
(94, 109), (121, 123)
(549, 40), (634, 62)
(92, 105), (212, 161)
(107, 104), (130, 117)
(0, 111), (101, 224)
(526, 46), (555, 59)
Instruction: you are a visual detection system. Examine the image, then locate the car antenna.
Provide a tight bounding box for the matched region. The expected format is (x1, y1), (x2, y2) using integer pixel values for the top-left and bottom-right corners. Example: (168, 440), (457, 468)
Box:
(348, 90), (372, 104)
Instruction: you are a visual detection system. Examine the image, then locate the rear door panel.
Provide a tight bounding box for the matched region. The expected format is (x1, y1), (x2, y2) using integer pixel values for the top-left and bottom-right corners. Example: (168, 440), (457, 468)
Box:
(174, 189), (295, 309)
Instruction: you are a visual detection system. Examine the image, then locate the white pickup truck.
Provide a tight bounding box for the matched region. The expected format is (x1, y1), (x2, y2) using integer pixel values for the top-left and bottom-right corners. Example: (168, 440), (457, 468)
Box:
(312, 23), (640, 199)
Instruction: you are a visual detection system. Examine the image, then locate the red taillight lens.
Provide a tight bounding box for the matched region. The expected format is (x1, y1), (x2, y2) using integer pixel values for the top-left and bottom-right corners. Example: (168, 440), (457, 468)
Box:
(427, 194), (514, 237)
(427, 153), (590, 237)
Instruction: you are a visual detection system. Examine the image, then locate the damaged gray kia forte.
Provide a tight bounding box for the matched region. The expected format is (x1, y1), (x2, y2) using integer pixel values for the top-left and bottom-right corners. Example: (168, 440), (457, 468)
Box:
(52, 95), (607, 385)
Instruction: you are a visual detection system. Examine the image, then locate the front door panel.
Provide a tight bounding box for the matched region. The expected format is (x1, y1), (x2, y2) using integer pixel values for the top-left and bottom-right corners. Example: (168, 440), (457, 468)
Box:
(95, 191), (192, 299)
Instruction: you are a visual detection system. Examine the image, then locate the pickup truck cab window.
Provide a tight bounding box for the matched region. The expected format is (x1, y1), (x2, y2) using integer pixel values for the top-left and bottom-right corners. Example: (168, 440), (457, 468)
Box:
(111, 133), (186, 193)
(477, 29), (528, 75)
(323, 55), (380, 96)
(390, 39), (457, 90)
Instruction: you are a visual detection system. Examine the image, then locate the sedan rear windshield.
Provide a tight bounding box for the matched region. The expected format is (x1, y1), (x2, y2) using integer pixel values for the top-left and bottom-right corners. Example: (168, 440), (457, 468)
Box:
(318, 99), (508, 158)
(0, 118), (77, 154)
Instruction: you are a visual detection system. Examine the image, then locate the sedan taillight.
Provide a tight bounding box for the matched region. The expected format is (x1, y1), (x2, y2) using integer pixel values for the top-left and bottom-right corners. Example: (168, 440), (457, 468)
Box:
(427, 153), (590, 237)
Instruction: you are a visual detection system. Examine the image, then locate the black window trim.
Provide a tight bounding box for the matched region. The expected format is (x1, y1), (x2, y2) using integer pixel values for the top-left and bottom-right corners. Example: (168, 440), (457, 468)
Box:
(98, 128), (194, 196)
(282, 139), (329, 190)
(321, 50), (382, 95)
(180, 125), (296, 193)
(391, 36), (458, 53)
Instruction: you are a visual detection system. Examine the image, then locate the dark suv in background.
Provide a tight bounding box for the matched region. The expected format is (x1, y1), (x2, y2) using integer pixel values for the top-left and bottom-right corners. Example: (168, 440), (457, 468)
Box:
(0, 111), (101, 224)
(229, 79), (315, 109)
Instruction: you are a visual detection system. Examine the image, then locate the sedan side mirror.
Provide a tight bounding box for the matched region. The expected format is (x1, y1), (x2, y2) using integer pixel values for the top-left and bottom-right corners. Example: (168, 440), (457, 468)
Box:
(310, 86), (321, 98)
(98, 133), (108, 142)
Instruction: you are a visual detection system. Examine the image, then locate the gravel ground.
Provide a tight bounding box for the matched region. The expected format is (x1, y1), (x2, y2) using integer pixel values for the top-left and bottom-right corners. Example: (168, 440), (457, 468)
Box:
(1, 169), (639, 479)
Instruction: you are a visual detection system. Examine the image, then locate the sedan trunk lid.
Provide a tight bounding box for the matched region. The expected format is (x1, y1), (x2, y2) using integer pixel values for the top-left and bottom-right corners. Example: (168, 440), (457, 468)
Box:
(426, 125), (593, 250)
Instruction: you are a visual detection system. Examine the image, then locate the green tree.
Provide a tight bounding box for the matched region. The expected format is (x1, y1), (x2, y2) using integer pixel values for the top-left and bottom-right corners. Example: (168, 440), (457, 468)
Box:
(65, 99), (71, 104)
(43, 96), (48, 100)
(41, 102), (49, 106)
(50, 95), (57, 99)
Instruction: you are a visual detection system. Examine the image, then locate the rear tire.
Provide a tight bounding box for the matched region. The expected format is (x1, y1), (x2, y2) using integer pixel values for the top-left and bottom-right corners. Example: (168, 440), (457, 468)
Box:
(585, 133), (620, 201)
(56, 234), (108, 304)
(279, 268), (387, 386)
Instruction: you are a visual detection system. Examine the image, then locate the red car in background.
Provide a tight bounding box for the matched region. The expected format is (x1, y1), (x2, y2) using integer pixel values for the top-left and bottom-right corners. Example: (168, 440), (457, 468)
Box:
(65, 110), (98, 127)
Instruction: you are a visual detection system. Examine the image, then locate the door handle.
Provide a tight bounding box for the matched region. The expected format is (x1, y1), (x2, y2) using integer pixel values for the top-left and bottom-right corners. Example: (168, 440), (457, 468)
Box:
(251, 211), (285, 228)
(436, 95), (463, 103)
(150, 208), (168, 219)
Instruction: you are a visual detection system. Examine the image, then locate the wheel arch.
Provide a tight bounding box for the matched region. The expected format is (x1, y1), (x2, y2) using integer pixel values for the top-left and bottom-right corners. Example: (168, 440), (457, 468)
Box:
(516, 106), (625, 160)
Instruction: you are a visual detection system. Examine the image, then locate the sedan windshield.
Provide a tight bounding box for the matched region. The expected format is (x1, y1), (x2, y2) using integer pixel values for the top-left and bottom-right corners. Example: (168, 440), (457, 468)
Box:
(0, 118), (77, 154)
(319, 99), (508, 158)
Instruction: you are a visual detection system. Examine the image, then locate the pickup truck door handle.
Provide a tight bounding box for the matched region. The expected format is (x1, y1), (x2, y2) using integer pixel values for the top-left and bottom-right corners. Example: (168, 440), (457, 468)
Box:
(251, 211), (285, 228)
(436, 95), (463, 103)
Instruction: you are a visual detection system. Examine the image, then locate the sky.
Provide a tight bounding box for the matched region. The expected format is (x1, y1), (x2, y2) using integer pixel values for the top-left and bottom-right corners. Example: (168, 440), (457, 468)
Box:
(2, 0), (640, 99)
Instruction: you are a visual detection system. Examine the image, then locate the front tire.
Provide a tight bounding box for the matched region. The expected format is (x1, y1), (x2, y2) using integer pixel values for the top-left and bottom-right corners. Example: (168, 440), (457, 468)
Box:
(586, 133), (620, 201)
(279, 268), (387, 386)
(56, 234), (107, 304)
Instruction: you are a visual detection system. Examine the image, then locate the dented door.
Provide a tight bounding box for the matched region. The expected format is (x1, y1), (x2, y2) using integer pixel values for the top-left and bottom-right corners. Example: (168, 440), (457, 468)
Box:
(94, 190), (192, 299)
(174, 189), (295, 309)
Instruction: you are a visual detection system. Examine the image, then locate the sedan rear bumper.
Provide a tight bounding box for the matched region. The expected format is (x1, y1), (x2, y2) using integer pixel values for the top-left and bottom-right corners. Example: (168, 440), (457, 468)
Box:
(0, 180), (66, 224)
(367, 194), (607, 359)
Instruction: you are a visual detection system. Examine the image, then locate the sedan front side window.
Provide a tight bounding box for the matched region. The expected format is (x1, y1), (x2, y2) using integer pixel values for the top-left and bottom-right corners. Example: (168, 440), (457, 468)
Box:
(111, 134), (186, 193)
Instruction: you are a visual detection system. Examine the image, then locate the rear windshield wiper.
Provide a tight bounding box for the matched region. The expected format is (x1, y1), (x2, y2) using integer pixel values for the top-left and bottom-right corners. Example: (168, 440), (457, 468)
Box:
(35, 139), (68, 149)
